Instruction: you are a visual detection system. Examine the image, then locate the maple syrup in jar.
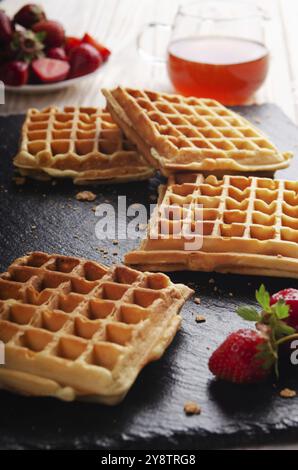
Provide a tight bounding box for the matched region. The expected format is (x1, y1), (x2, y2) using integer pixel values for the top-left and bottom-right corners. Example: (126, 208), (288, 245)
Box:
(167, 36), (269, 105)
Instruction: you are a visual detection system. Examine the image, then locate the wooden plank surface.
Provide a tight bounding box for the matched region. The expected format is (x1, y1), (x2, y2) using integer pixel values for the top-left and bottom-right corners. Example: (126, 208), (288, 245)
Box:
(0, 0), (297, 123)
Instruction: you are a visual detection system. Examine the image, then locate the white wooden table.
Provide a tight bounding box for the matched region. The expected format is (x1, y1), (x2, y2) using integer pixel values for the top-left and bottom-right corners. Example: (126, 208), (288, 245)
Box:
(1, 0), (298, 124)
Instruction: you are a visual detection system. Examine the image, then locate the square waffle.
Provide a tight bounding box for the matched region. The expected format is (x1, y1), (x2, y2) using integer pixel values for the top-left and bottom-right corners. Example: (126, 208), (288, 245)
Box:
(103, 87), (292, 177)
(125, 173), (298, 278)
(13, 106), (155, 184)
(0, 252), (193, 404)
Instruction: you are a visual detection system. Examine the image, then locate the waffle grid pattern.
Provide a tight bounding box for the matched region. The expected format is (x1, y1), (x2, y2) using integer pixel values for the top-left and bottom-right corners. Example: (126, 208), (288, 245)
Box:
(13, 106), (154, 184)
(0, 253), (192, 403)
(125, 174), (298, 277)
(104, 87), (291, 175)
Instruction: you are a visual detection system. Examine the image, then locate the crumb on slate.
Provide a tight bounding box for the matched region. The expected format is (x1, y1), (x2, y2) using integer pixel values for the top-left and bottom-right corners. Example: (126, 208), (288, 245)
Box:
(280, 388), (296, 398)
(195, 315), (206, 323)
(184, 401), (201, 416)
(194, 297), (201, 305)
(229, 292), (233, 297)
(112, 240), (119, 245)
(75, 191), (96, 202)
(92, 206), (97, 212)
(13, 176), (26, 186)
(209, 278), (215, 284)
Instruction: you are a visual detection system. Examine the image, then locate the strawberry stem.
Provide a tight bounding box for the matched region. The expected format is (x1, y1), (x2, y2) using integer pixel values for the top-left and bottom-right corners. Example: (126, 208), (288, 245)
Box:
(276, 333), (298, 346)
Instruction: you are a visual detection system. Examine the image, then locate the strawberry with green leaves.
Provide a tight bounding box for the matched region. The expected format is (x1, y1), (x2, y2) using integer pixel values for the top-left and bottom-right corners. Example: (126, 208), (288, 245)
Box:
(209, 285), (298, 384)
(270, 288), (298, 331)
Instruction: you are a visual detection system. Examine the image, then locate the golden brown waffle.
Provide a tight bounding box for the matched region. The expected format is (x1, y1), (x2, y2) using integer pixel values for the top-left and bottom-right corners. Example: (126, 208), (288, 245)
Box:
(0, 252), (192, 404)
(125, 173), (298, 278)
(13, 106), (155, 184)
(103, 87), (292, 176)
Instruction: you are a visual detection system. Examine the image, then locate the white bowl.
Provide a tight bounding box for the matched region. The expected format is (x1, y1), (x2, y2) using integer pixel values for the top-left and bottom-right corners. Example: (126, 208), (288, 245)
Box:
(4, 65), (105, 94)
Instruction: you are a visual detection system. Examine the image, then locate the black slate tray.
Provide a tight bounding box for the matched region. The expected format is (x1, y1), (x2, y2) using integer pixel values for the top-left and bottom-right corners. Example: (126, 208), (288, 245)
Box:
(0, 105), (298, 450)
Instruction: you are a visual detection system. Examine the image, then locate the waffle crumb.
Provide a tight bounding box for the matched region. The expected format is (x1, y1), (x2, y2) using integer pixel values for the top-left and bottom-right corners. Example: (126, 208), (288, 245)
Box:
(280, 388), (296, 398)
(194, 297), (201, 305)
(75, 191), (96, 202)
(184, 401), (201, 416)
(195, 315), (206, 323)
(277, 254), (283, 259)
(13, 176), (26, 185)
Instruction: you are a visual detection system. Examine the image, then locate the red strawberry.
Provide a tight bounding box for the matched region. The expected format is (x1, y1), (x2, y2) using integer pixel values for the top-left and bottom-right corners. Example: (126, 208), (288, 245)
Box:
(0, 43), (16, 63)
(31, 58), (70, 83)
(65, 36), (81, 55)
(208, 329), (272, 384)
(33, 20), (65, 48)
(13, 4), (46, 28)
(69, 43), (102, 78)
(47, 47), (67, 61)
(0, 10), (13, 45)
(271, 289), (298, 331)
(82, 33), (111, 61)
(0, 61), (29, 86)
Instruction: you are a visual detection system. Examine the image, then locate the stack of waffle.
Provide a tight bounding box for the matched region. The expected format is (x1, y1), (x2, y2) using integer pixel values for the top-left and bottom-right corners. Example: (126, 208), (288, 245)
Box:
(101, 87), (297, 278)
(0, 252), (192, 404)
(14, 106), (154, 184)
(103, 87), (292, 177)
(125, 173), (298, 278)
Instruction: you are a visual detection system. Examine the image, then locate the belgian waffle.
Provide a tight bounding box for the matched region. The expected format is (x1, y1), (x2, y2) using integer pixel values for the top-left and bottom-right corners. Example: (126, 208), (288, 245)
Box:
(13, 106), (154, 184)
(125, 173), (298, 278)
(103, 87), (292, 176)
(0, 252), (192, 404)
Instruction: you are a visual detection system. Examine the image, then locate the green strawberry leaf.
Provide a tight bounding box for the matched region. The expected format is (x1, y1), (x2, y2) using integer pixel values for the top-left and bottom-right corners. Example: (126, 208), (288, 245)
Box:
(236, 306), (261, 322)
(256, 284), (271, 312)
(35, 31), (47, 43)
(272, 299), (290, 320)
(275, 320), (296, 337)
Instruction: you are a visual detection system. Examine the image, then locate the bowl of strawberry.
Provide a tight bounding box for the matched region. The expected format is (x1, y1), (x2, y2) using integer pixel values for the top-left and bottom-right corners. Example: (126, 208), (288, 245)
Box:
(0, 4), (111, 92)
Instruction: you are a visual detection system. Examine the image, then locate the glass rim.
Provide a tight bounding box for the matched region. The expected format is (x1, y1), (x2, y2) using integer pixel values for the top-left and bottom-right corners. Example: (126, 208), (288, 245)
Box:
(178, 0), (267, 22)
